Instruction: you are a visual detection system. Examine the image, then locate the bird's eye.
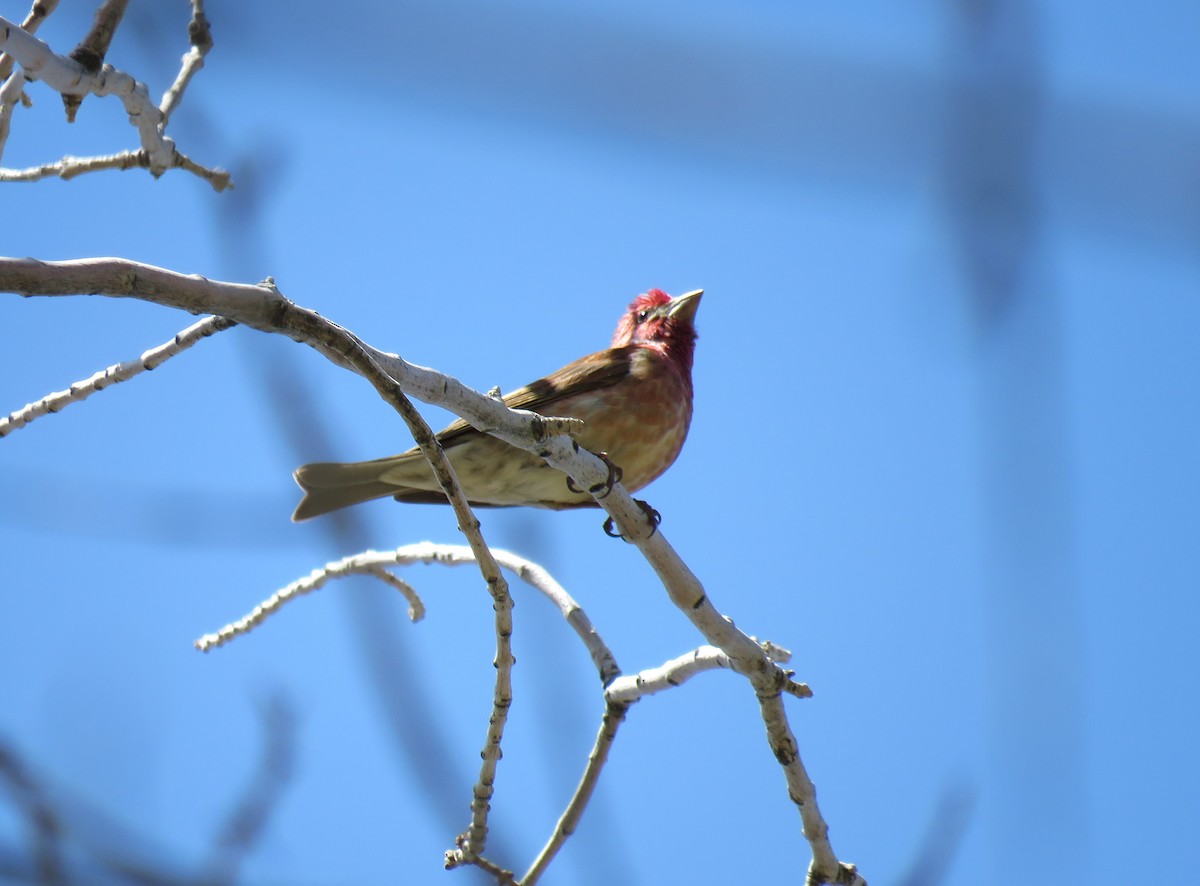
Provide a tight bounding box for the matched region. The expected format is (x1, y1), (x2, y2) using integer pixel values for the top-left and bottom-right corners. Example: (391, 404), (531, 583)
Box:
(636, 309), (651, 323)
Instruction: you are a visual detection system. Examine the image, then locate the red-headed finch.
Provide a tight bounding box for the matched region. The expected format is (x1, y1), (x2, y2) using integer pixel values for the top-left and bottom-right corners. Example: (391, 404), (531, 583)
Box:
(292, 288), (702, 521)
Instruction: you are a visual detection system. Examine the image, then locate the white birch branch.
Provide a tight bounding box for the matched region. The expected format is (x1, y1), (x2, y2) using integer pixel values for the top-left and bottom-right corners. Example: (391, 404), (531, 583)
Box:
(519, 701), (627, 885)
(605, 643), (810, 704)
(0, 147), (232, 188)
(0, 314), (235, 438)
(159, 0), (211, 125)
(194, 552), (428, 653)
(0, 13), (228, 188)
(0, 67), (27, 158)
(195, 544), (620, 676)
(0, 15), (170, 168)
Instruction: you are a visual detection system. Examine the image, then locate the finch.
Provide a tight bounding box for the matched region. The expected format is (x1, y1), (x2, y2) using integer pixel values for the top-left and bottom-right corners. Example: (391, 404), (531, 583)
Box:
(292, 288), (702, 521)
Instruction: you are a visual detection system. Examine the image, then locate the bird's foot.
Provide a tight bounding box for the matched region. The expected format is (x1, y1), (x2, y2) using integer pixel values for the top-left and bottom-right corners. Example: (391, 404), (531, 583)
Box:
(566, 451), (624, 499)
(603, 499), (662, 542)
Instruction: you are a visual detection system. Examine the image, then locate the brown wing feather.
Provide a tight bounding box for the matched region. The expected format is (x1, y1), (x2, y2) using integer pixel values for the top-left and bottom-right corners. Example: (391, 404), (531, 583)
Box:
(431, 346), (636, 449)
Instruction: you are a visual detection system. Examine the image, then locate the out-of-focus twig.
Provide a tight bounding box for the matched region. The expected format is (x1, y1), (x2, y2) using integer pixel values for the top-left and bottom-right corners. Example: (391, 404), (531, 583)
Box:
(0, 741), (64, 885)
(160, 0), (211, 124)
(199, 695), (296, 886)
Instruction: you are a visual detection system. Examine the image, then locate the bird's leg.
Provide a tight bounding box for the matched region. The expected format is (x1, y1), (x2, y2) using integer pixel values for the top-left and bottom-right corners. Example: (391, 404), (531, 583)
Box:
(602, 500), (662, 542)
(566, 449), (624, 499)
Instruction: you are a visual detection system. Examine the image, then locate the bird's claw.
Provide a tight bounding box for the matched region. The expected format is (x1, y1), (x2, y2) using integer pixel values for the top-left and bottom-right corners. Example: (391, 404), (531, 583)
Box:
(566, 452), (624, 499)
(602, 500), (662, 541)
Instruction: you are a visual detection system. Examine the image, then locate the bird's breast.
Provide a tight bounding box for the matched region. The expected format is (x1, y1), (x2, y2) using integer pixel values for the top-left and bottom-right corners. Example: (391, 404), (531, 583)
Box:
(562, 351), (693, 494)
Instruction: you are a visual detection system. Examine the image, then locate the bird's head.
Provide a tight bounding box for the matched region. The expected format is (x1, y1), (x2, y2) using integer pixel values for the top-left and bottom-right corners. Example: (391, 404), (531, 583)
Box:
(611, 289), (703, 373)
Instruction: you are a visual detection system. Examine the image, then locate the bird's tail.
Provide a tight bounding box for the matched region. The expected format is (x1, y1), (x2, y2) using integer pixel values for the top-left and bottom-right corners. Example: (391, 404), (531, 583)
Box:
(292, 458), (405, 521)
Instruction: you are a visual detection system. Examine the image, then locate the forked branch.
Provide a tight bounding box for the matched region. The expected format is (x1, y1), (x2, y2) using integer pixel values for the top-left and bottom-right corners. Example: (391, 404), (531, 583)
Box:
(0, 3), (227, 188)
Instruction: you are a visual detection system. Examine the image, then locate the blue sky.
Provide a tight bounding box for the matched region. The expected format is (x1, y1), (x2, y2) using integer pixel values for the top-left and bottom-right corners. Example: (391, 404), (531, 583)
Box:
(2, 2), (1198, 884)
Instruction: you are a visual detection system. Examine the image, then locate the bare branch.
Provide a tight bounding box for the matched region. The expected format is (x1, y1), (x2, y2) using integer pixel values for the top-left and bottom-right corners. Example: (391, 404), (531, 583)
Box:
(22, 0), (61, 32)
(360, 565), (426, 622)
(759, 689), (864, 886)
(159, 0), (212, 124)
(197, 543), (618, 679)
(194, 551), (429, 652)
(606, 643), (810, 704)
(520, 701), (628, 886)
(0, 314), (235, 438)
(0, 15), (170, 168)
(68, 0), (129, 72)
(0, 14), (228, 185)
(0, 67), (25, 159)
(896, 781), (975, 886)
(444, 845), (516, 885)
(0, 702), (291, 884)
(0, 741), (64, 884)
(0, 146), (232, 189)
(200, 695), (296, 886)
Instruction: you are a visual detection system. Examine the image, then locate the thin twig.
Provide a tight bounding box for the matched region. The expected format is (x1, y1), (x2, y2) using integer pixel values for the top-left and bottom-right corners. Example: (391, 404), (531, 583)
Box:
(360, 565), (426, 622)
(159, 0), (211, 124)
(0, 148), (145, 181)
(0, 314), (235, 438)
(0, 13), (228, 184)
(21, 0), (61, 32)
(0, 145), (232, 189)
(68, 0), (129, 72)
(519, 701), (629, 885)
(200, 695), (295, 886)
(284, 306), (518, 864)
(0, 67), (25, 160)
(0, 741), (64, 884)
(444, 846), (516, 885)
(605, 644), (810, 704)
(197, 544), (616, 679)
(194, 551), (428, 652)
(896, 781), (975, 886)
(758, 689), (864, 886)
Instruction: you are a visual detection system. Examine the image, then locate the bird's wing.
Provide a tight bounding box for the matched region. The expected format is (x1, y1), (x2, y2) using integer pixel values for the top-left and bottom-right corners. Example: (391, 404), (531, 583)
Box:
(432, 345), (638, 448)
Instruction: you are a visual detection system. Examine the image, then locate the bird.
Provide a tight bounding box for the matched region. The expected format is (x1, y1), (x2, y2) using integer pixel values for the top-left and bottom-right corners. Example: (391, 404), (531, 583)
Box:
(291, 288), (702, 522)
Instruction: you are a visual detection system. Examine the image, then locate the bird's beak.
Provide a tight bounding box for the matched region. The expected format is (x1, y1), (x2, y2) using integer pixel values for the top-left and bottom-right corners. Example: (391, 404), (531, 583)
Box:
(667, 289), (703, 323)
